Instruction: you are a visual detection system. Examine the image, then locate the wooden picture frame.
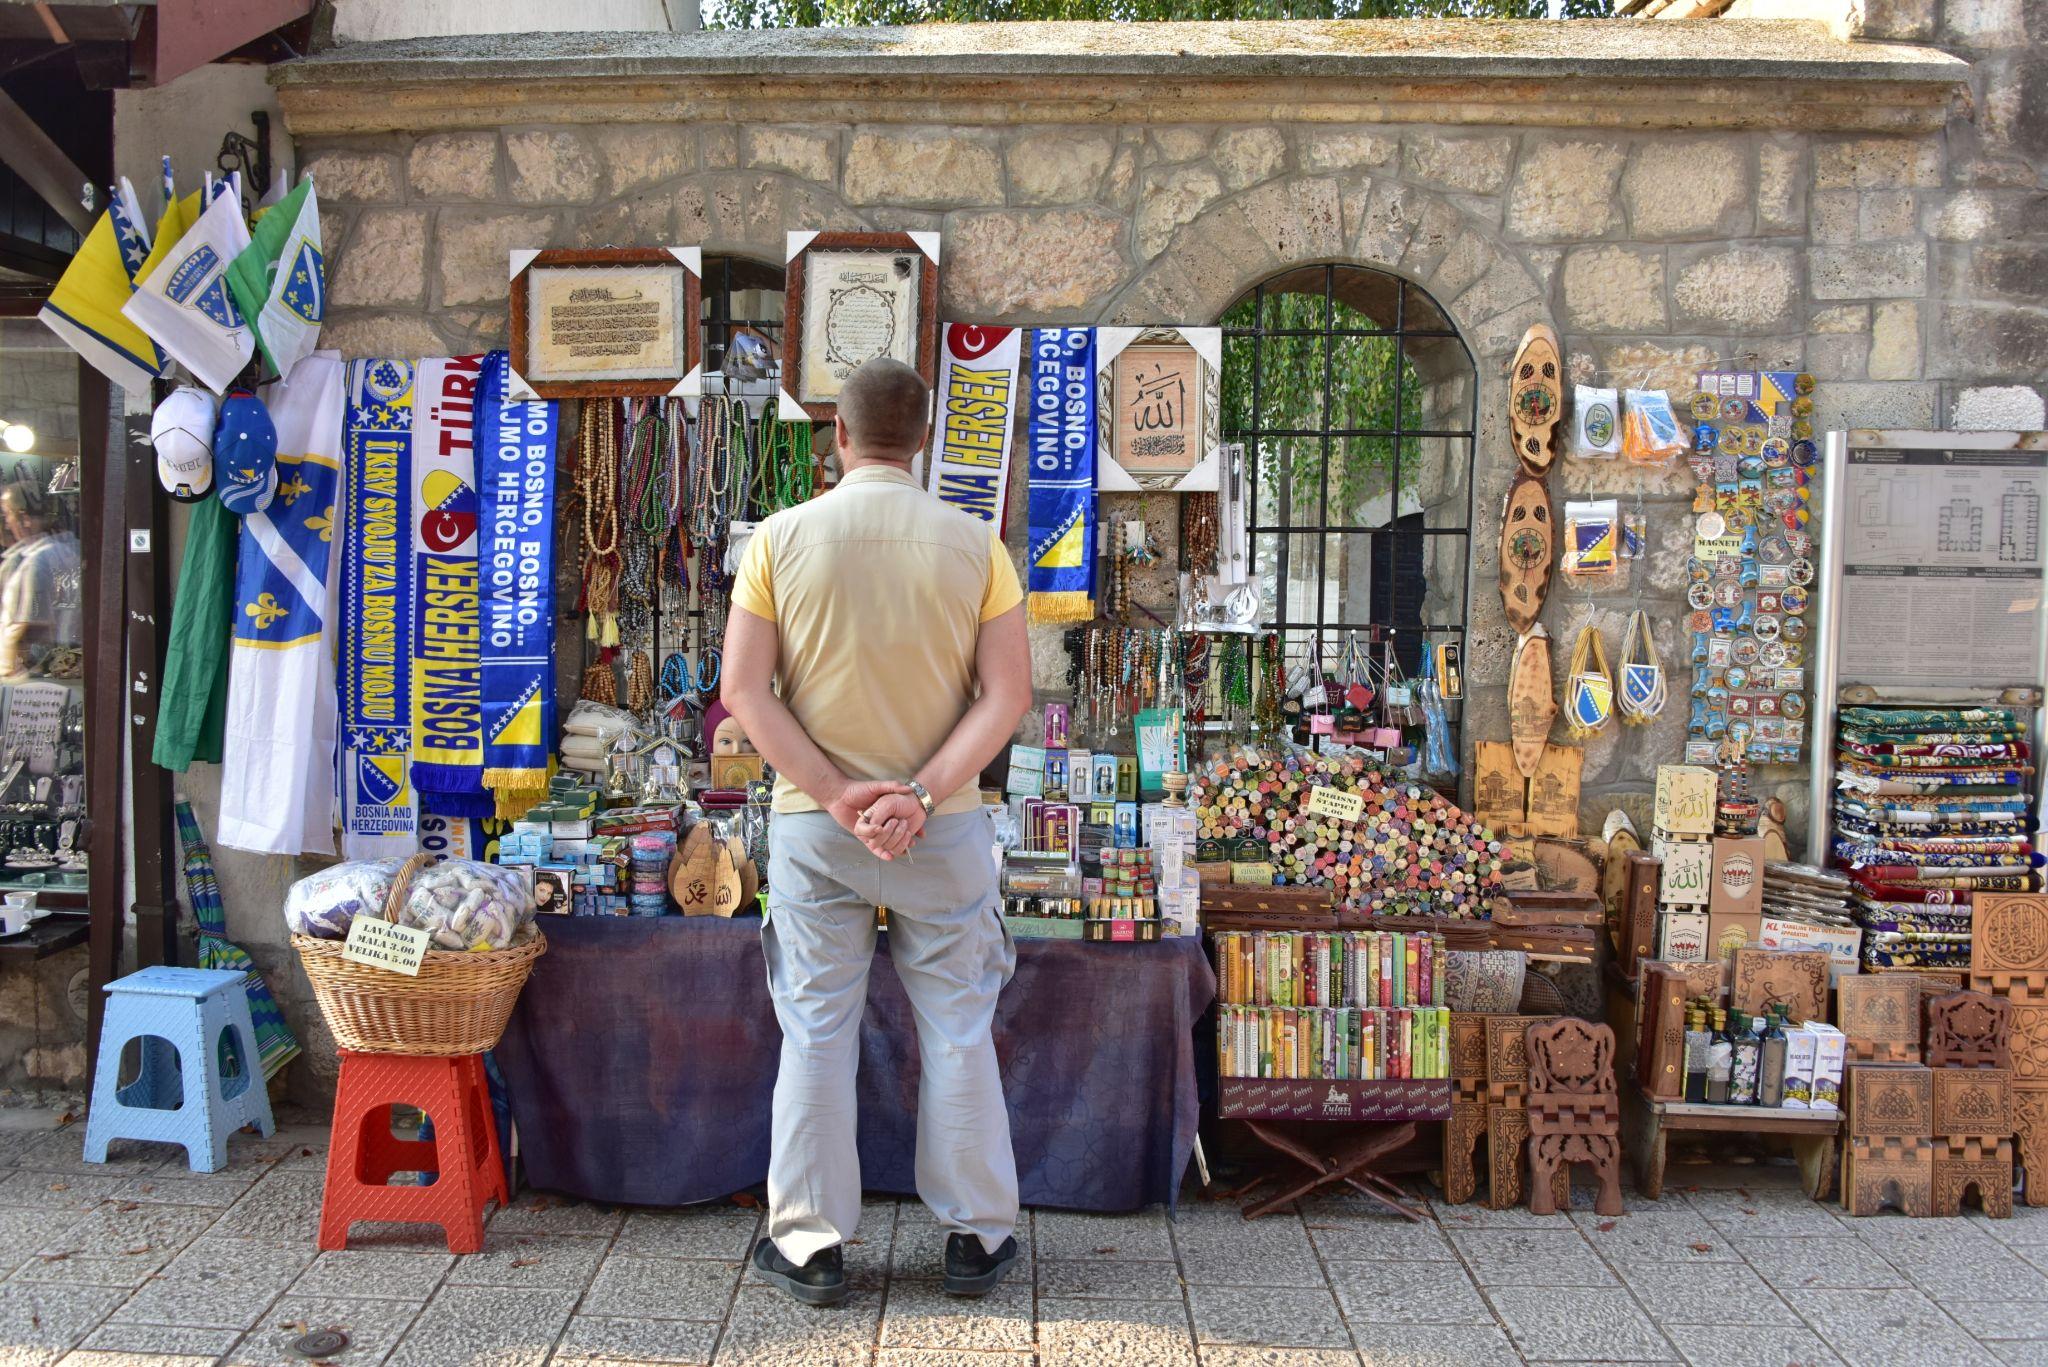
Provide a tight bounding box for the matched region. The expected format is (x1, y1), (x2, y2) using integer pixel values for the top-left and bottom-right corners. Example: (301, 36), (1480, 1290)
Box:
(508, 247), (702, 399)
(1094, 326), (1222, 493)
(780, 231), (939, 421)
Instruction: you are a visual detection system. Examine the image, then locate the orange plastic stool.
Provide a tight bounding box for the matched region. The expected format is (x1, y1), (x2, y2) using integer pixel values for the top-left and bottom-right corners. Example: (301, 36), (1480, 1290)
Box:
(317, 1050), (509, 1253)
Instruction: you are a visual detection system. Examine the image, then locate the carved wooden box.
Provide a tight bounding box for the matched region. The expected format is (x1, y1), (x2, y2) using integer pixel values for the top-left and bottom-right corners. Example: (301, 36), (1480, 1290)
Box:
(1730, 947), (1829, 1027)
(1933, 1067), (2013, 1141)
(1837, 975), (1922, 1064)
(1847, 1063), (1933, 1141)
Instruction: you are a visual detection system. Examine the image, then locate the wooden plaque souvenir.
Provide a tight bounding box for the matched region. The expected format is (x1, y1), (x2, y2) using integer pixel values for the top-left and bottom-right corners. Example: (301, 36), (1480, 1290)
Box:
(1498, 472), (1555, 635)
(1925, 990), (2014, 1070)
(508, 247), (702, 399)
(1636, 962), (1688, 1101)
(1525, 1017), (1623, 1217)
(1730, 947), (1829, 1027)
(1532, 837), (1600, 899)
(1933, 1066), (2013, 1140)
(1973, 893), (2048, 997)
(1508, 323), (1564, 474)
(1473, 742), (1525, 836)
(1600, 819), (1641, 956)
(2012, 1000), (2048, 1086)
(1652, 765), (1717, 837)
(1098, 329), (1220, 491)
(1485, 1013), (1538, 1092)
(781, 231), (940, 420)
(1933, 1137), (2013, 1219)
(1526, 745), (1582, 840)
(1837, 975), (1922, 1063)
(1846, 1063), (1933, 1140)
(1508, 626), (1555, 780)
(1844, 1135), (1933, 1218)
(2011, 1087), (2048, 1207)
(1624, 853), (1662, 978)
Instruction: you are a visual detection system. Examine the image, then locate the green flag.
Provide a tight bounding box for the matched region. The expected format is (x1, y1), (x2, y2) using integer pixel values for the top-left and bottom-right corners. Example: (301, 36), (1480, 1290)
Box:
(225, 176), (323, 380)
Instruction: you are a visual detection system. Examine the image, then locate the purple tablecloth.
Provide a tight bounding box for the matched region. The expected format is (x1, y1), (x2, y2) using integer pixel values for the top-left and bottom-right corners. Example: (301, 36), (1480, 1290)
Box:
(492, 916), (1215, 1212)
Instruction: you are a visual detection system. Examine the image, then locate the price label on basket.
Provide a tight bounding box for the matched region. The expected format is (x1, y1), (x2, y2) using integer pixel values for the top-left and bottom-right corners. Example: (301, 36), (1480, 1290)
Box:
(343, 918), (431, 976)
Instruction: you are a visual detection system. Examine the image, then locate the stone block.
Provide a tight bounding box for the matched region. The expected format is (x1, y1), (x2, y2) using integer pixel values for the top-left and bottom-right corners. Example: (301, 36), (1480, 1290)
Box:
(1860, 190), (1917, 239)
(438, 210), (559, 307)
(1805, 333), (1871, 381)
(1811, 304), (1870, 334)
(1104, 145), (1138, 213)
(845, 129), (1002, 207)
(590, 124), (694, 196)
(1148, 127), (1210, 163)
(1669, 245), (1800, 334)
(1954, 385), (2047, 430)
(1809, 191), (1860, 245)
(1212, 128), (1286, 190)
(1972, 244), (2048, 300)
(1621, 140), (1749, 239)
(1814, 138), (1942, 189)
(1154, 199), (1282, 314)
(1507, 138), (1627, 241)
(1402, 134), (1514, 195)
(1861, 0), (1938, 38)
(1561, 247), (1667, 333)
(1394, 194), (1465, 281)
(504, 129), (599, 204)
(943, 209), (1126, 319)
(1756, 141), (1805, 234)
(407, 133), (498, 201)
(1135, 163), (1223, 259)
(742, 126), (835, 185)
(300, 148), (399, 203)
(1299, 128), (1395, 173)
(1942, 0), (2029, 48)
(1935, 303), (2048, 381)
(1241, 177), (1343, 265)
(1812, 381), (1939, 432)
(701, 125), (737, 169)
(1809, 243), (1927, 299)
(574, 192), (673, 249)
(1867, 300), (1922, 380)
(319, 310), (446, 359)
(1928, 189), (2048, 242)
(1008, 130), (1115, 203)
(1453, 258), (1540, 330)
(328, 208), (427, 309)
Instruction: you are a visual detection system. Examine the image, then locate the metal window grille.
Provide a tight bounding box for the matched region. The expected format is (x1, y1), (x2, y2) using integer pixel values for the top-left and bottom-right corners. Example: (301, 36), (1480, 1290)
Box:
(1219, 264), (1477, 717)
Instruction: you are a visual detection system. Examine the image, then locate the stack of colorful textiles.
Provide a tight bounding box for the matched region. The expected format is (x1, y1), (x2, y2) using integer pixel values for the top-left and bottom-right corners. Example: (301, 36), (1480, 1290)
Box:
(1831, 705), (2040, 971)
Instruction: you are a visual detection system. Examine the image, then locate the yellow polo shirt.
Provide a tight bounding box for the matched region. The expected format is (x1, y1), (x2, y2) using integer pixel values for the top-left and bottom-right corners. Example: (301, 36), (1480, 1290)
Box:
(731, 463), (1022, 815)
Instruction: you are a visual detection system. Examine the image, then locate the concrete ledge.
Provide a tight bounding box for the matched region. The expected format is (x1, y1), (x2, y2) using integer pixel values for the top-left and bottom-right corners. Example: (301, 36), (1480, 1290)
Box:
(272, 20), (1967, 135)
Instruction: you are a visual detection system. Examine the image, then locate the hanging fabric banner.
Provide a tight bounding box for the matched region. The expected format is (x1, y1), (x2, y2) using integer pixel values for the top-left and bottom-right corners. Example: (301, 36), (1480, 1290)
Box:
(475, 350), (559, 819)
(1025, 326), (1097, 626)
(121, 188), (255, 395)
(215, 352), (345, 855)
(339, 358), (418, 858)
(925, 323), (1020, 531)
(409, 355), (490, 817)
(225, 175), (323, 383)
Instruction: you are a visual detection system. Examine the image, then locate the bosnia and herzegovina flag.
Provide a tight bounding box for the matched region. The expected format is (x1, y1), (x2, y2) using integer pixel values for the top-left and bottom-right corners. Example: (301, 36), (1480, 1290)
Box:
(226, 175), (323, 383)
(37, 178), (169, 395)
(409, 356), (491, 818)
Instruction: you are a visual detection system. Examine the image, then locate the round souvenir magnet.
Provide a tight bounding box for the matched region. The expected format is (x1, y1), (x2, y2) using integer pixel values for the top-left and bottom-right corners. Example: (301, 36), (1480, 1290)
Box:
(1697, 510), (1727, 539)
(1795, 373), (1816, 395)
(1687, 611), (1712, 634)
(1788, 531), (1813, 558)
(1714, 580), (1742, 609)
(1785, 642), (1806, 666)
(1688, 581), (1715, 610)
(1716, 556), (1741, 581)
(1733, 637), (1760, 666)
(1738, 455), (1766, 480)
(1780, 585), (1809, 615)
(1792, 394), (1814, 418)
(1695, 422), (1719, 453)
(1688, 559), (1711, 583)
(1782, 615), (1808, 643)
(1789, 556), (1815, 586)
(1762, 437), (1791, 465)
(1792, 419), (1814, 440)
(1760, 533), (1792, 564)
(1720, 397), (1747, 422)
(1754, 614), (1782, 642)
(1792, 439), (1818, 465)
(1690, 392), (1719, 421)
(1725, 665), (1749, 690)
(1757, 592), (1782, 614)
(1782, 692), (1808, 720)
(1759, 640), (1789, 668)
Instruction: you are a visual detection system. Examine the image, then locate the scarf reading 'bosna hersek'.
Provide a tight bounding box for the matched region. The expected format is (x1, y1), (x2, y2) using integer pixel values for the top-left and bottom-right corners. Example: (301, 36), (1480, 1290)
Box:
(476, 350), (558, 818)
(410, 355), (490, 817)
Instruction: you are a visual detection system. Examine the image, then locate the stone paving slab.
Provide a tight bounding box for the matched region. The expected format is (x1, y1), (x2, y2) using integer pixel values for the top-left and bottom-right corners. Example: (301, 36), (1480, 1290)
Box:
(0, 1110), (2035, 1364)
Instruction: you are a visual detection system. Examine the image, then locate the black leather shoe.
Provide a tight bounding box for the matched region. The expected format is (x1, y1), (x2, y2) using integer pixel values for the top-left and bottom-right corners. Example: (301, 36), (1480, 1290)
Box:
(943, 1232), (1018, 1297)
(752, 1237), (848, 1306)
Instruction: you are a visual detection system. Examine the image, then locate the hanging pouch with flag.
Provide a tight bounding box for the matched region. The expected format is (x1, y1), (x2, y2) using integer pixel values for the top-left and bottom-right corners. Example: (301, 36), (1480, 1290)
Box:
(1617, 609), (1667, 727)
(1566, 623), (1614, 739)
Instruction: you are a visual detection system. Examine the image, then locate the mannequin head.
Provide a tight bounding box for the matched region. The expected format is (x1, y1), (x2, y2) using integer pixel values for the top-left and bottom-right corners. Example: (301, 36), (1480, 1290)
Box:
(703, 701), (756, 759)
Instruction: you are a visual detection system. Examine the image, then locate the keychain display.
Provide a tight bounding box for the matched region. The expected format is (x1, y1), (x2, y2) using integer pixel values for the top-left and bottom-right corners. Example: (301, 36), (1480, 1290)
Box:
(1565, 623), (1614, 739)
(1571, 385), (1620, 460)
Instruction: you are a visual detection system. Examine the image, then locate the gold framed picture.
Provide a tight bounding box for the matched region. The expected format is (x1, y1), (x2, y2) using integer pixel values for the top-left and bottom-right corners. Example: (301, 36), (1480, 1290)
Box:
(508, 247), (702, 399)
(1095, 327), (1221, 493)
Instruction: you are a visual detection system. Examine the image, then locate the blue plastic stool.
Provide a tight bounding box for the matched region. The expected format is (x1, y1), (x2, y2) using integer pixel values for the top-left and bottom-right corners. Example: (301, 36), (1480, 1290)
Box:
(84, 966), (276, 1172)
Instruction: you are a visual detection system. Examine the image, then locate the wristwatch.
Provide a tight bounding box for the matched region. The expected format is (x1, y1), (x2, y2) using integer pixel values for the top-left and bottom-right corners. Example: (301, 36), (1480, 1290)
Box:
(907, 780), (936, 817)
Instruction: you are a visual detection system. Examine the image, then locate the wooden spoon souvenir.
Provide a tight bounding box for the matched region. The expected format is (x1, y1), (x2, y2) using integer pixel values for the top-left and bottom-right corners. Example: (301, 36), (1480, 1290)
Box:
(1498, 471), (1554, 636)
(1510, 323), (1564, 474)
(1509, 624), (1557, 779)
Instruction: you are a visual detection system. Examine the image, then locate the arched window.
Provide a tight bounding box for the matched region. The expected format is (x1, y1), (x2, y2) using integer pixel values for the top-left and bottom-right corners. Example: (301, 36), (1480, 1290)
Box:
(1220, 265), (1476, 738)
(700, 255), (786, 400)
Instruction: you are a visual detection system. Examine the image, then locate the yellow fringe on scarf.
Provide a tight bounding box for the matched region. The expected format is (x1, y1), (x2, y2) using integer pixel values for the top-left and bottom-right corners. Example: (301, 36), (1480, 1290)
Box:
(1028, 591), (1096, 627)
(485, 765), (553, 820)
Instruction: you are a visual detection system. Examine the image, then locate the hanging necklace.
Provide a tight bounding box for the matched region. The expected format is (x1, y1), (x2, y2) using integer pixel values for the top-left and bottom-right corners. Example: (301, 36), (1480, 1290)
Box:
(577, 399), (621, 653)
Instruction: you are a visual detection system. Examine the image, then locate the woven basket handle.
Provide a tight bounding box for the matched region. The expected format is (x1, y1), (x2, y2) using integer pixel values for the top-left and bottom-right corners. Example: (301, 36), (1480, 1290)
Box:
(371, 852), (434, 926)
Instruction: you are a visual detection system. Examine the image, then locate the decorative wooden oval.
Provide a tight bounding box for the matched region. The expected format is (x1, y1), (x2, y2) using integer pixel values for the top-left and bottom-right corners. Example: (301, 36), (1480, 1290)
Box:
(1499, 471), (1554, 636)
(671, 823), (719, 914)
(1509, 624), (1556, 779)
(1510, 323), (1564, 474)
(1598, 818), (1640, 955)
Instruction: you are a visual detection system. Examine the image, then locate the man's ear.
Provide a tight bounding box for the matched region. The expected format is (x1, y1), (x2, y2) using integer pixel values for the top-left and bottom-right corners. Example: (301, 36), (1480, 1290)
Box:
(834, 413), (850, 456)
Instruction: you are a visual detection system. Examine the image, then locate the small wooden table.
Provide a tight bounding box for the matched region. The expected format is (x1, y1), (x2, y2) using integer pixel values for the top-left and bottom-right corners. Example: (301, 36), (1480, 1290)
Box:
(1233, 1119), (1426, 1222)
(1625, 1091), (1843, 1200)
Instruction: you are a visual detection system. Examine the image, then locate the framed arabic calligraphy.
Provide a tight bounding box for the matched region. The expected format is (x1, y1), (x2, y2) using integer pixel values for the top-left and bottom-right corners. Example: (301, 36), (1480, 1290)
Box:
(1095, 326), (1222, 493)
(780, 231), (940, 421)
(507, 247), (702, 399)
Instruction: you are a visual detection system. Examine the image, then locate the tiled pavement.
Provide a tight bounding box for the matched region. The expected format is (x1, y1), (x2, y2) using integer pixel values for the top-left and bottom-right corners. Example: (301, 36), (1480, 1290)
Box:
(0, 1111), (2043, 1366)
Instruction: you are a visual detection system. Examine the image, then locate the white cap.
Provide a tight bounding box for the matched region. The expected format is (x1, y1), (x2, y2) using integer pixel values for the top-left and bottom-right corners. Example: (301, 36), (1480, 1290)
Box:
(151, 386), (217, 503)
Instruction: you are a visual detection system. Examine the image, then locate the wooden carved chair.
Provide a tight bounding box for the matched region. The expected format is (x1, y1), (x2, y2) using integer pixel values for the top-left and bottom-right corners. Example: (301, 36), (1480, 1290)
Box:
(1525, 1017), (1624, 1218)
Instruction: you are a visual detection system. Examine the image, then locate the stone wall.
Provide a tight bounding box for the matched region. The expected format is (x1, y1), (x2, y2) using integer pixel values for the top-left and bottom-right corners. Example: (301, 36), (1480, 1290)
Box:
(169, 16), (2047, 1097)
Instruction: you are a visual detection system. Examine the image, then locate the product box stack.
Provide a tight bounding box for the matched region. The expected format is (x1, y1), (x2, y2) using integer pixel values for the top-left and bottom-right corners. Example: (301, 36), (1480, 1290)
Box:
(1831, 705), (2040, 974)
(1760, 863), (1859, 981)
(1651, 765), (1715, 961)
(1147, 802), (1201, 937)
(494, 783), (685, 918)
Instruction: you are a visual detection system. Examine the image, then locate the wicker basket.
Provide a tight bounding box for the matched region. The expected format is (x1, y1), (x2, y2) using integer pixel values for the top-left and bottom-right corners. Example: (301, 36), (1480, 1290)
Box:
(293, 853), (548, 1055)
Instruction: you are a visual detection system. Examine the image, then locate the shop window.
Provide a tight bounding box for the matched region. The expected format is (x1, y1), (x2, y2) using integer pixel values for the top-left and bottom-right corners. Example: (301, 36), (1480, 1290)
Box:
(1220, 264), (1475, 708)
(0, 319), (85, 894)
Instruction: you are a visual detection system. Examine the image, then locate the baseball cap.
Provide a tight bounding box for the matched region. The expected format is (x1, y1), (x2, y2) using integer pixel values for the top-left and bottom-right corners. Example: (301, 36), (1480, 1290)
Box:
(214, 386), (278, 516)
(150, 386), (217, 502)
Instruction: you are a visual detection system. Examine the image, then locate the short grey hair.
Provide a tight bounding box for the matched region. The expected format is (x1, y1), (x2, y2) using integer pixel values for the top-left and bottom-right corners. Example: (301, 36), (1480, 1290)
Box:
(836, 358), (929, 459)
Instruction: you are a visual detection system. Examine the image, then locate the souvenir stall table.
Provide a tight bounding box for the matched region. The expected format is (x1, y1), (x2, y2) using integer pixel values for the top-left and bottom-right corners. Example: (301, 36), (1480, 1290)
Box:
(490, 915), (1214, 1211)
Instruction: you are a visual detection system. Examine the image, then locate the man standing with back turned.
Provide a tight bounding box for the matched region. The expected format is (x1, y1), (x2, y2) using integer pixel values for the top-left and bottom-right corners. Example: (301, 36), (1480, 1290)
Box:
(723, 357), (1033, 1306)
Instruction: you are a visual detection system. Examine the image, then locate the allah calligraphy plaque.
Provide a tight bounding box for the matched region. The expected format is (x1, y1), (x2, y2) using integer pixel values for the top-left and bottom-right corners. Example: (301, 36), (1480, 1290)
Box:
(781, 231), (939, 420)
(508, 247), (702, 399)
(1110, 341), (1206, 483)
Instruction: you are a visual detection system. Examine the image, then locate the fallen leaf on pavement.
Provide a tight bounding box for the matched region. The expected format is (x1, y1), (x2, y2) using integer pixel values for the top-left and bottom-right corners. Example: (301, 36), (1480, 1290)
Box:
(1597, 1220), (1617, 1232)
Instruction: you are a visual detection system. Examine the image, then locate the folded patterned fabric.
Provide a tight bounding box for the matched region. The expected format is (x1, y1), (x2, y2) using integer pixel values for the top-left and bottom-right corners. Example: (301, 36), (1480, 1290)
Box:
(1837, 744), (2032, 768)
(1854, 908), (1973, 934)
(1840, 705), (2019, 733)
(1836, 765), (2035, 792)
(1837, 814), (2032, 839)
(1861, 932), (1971, 968)
(1849, 877), (1971, 905)
(1834, 841), (2041, 870)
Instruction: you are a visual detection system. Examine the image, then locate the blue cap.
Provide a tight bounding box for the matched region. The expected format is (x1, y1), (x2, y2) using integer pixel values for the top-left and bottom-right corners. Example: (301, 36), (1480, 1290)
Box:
(214, 387), (277, 516)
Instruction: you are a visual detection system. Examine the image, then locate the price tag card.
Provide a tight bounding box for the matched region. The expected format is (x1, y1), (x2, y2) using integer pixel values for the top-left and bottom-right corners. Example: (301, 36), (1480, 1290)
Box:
(343, 918), (432, 976)
(1304, 784), (1366, 824)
